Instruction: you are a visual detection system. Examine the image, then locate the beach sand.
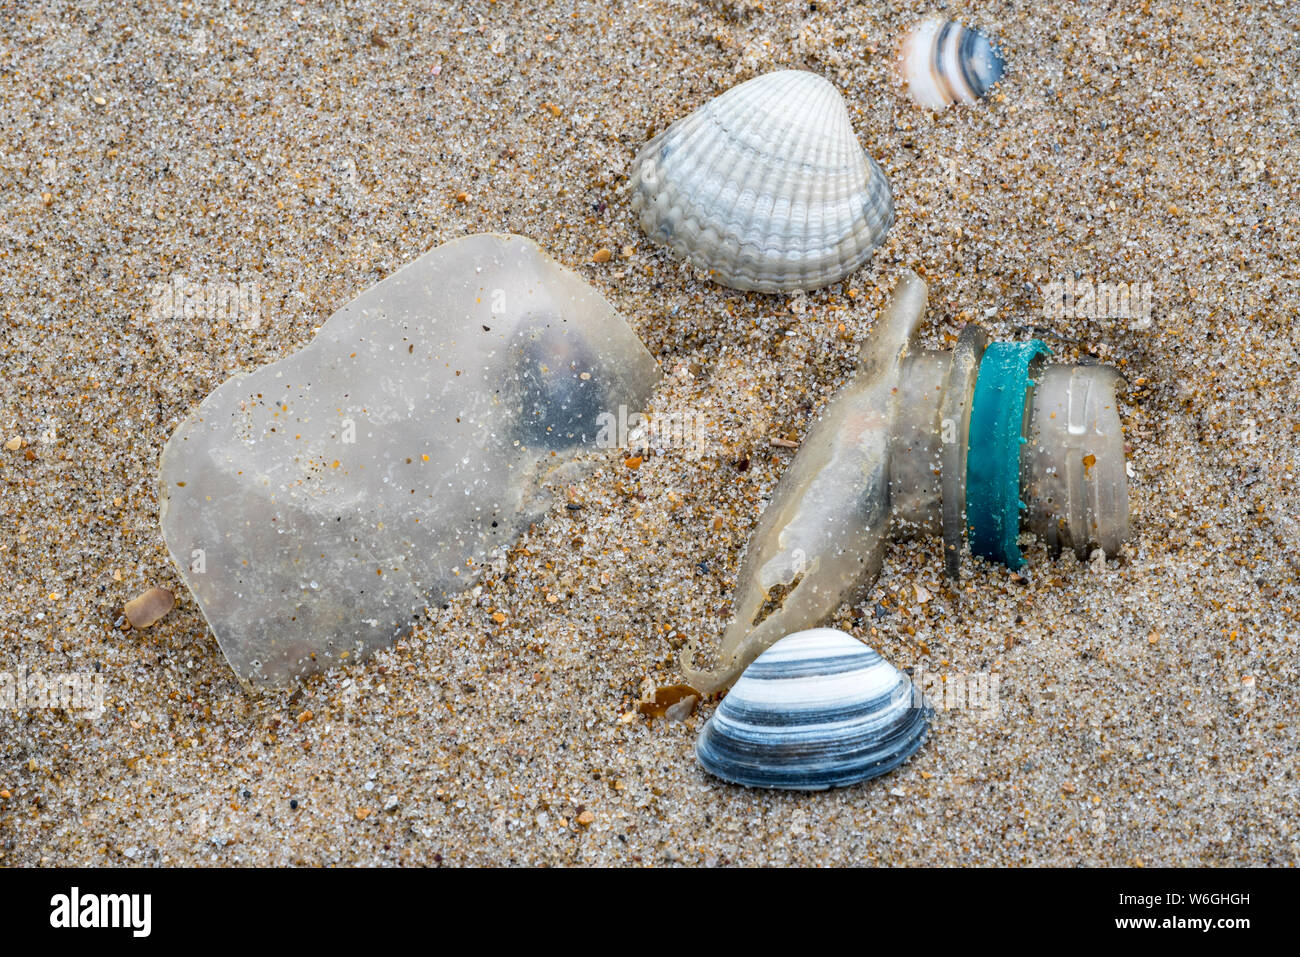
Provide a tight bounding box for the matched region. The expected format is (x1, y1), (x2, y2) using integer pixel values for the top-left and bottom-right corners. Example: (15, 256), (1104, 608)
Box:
(1, 0), (1296, 865)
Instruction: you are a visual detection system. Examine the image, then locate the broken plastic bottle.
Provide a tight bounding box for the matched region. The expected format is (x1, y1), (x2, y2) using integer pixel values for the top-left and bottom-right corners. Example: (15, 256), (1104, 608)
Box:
(682, 269), (1130, 693)
(159, 234), (660, 688)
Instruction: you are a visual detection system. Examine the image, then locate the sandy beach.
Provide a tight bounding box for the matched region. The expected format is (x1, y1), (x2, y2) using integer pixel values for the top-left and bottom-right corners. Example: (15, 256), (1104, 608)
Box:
(1, 0), (1297, 865)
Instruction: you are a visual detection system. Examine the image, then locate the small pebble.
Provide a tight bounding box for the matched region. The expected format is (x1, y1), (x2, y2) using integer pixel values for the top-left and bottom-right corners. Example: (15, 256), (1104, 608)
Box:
(123, 587), (175, 629)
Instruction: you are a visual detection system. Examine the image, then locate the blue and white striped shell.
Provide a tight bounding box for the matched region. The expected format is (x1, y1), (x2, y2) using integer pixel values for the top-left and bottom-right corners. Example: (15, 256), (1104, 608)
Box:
(897, 17), (1006, 111)
(629, 71), (894, 293)
(695, 628), (931, 790)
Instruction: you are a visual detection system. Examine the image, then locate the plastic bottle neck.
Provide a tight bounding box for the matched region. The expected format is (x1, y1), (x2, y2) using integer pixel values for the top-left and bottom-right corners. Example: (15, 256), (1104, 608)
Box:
(888, 332), (1128, 574)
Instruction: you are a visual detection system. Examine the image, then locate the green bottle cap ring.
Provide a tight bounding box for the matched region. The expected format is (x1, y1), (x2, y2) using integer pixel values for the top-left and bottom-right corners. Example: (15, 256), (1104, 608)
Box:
(966, 340), (1052, 569)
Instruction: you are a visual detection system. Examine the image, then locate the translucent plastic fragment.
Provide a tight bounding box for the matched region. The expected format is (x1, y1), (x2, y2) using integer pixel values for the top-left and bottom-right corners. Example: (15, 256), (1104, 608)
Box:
(159, 234), (660, 688)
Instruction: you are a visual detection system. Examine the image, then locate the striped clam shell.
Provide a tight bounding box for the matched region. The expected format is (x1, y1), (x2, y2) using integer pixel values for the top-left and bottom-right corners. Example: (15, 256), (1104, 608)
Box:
(695, 628), (931, 790)
(629, 70), (894, 293)
(897, 17), (1006, 111)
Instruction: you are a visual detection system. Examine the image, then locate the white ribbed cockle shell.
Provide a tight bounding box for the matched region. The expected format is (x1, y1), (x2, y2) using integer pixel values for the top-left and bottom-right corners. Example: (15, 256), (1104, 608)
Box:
(629, 70), (894, 293)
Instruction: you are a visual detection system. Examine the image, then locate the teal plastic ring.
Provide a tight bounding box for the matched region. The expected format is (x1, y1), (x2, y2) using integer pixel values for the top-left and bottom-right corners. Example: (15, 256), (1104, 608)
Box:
(966, 340), (1052, 569)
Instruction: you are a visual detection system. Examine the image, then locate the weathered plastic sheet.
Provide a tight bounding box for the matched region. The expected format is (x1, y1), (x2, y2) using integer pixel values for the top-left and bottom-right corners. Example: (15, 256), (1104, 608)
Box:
(159, 234), (660, 688)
